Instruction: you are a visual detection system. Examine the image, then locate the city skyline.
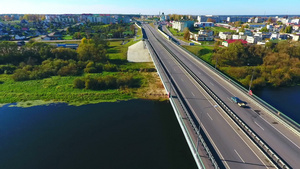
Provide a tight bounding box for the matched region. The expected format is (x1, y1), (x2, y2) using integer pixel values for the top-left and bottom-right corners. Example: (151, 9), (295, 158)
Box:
(0, 0), (300, 15)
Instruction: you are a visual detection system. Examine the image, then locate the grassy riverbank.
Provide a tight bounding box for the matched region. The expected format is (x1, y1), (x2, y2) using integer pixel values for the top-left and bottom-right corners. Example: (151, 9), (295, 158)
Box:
(0, 40), (166, 107)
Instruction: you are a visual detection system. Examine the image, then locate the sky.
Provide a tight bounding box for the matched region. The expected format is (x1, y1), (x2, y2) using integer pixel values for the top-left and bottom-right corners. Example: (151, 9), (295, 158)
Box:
(0, 0), (299, 15)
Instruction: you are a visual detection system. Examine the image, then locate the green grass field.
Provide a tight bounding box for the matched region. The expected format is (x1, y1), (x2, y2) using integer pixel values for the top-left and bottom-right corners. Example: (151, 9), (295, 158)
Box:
(183, 45), (214, 63)
(167, 27), (184, 36)
(62, 35), (73, 40)
(210, 26), (231, 32)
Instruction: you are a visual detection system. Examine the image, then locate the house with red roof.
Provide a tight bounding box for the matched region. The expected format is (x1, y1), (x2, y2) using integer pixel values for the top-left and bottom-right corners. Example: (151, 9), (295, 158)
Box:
(222, 39), (247, 47)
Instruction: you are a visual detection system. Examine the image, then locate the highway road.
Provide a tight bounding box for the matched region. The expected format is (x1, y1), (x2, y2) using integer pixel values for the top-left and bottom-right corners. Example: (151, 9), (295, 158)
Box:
(145, 24), (300, 168)
(143, 24), (275, 169)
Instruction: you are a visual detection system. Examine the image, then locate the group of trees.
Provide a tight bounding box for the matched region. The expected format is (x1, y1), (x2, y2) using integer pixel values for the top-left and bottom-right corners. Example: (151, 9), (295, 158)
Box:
(211, 41), (300, 87)
(67, 23), (135, 40)
(0, 36), (117, 82)
(168, 14), (193, 21)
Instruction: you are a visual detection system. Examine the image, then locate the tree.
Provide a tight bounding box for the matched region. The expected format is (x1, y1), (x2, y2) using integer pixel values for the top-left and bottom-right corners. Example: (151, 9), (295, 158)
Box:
(183, 27), (190, 40)
(267, 17), (273, 23)
(77, 38), (107, 62)
(260, 27), (269, 32)
(284, 26), (292, 33)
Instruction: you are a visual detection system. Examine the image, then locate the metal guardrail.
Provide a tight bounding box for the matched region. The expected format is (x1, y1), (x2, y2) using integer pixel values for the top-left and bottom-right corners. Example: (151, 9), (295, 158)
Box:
(156, 34), (290, 169)
(144, 28), (219, 169)
(176, 44), (300, 134)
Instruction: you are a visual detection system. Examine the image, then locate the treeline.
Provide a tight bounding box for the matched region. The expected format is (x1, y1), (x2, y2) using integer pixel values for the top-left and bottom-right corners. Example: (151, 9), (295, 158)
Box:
(0, 37), (115, 82)
(73, 75), (140, 90)
(67, 23), (135, 39)
(212, 41), (300, 88)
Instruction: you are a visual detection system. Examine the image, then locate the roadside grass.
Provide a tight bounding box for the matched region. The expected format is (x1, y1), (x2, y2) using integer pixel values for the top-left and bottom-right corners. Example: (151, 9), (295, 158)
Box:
(183, 45), (214, 63)
(62, 35), (73, 40)
(136, 26), (142, 37)
(108, 40), (139, 60)
(167, 27), (184, 36)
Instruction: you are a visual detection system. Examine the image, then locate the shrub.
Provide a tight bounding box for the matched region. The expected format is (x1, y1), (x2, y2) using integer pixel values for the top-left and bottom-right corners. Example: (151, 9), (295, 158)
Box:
(84, 67), (97, 73)
(103, 76), (117, 88)
(30, 69), (52, 79)
(12, 69), (30, 81)
(85, 78), (98, 90)
(0, 64), (16, 74)
(73, 78), (85, 89)
(57, 63), (80, 76)
(103, 63), (118, 72)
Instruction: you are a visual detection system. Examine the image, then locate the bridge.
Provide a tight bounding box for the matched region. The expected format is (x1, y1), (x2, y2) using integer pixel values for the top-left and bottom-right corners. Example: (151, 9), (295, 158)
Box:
(142, 24), (300, 169)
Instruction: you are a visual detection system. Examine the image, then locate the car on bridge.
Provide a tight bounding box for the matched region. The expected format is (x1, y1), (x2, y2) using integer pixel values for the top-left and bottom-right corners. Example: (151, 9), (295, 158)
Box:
(231, 97), (246, 107)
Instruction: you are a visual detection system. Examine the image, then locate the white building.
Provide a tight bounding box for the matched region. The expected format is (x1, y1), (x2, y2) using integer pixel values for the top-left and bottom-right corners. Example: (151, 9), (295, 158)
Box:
(270, 33), (279, 40)
(219, 32), (232, 40)
(291, 19), (300, 24)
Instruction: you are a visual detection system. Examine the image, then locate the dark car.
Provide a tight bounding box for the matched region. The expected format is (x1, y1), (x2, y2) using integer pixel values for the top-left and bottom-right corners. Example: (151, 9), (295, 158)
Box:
(231, 97), (246, 107)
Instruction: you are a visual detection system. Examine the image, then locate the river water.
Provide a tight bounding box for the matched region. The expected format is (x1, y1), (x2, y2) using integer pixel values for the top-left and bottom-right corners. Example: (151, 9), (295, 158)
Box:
(0, 100), (197, 169)
(255, 86), (300, 124)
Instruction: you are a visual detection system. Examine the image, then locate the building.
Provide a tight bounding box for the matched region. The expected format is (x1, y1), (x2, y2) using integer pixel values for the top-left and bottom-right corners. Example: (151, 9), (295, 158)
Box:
(160, 12), (165, 21)
(219, 32), (232, 40)
(171, 21), (194, 32)
(194, 22), (214, 28)
(291, 19), (300, 25)
(198, 30), (214, 36)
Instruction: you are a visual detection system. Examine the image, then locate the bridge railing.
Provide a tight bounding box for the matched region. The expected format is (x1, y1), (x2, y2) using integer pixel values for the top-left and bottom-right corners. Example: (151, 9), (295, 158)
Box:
(145, 38), (218, 169)
(174, 42), (300, 134)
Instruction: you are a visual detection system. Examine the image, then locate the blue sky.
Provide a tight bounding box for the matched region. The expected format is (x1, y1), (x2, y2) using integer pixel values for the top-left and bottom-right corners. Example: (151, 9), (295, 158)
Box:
(0, 0), (299, 15)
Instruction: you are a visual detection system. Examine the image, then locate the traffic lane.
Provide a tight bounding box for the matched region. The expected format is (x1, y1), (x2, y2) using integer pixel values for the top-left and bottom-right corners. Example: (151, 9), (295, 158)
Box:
(160, 38), (300, 163)
(145, 25), (272, 168)
(172, 73), (270, 169)
(149, 44), (270, 168)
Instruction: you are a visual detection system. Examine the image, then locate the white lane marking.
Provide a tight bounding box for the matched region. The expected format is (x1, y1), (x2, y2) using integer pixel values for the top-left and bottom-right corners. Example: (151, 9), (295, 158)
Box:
(191, 92), (195, 97)
(210, 82), (214, 86)
(259, 116), (300, 150)
(180, 78), (184, 82)
(234, 149), (245, 163)
(173, 68), (176, 72)
(254, 121), (265, 131)
(227, 97), (233, 102)
(207, 113), (213, 120)
(198, 71), (202, 75)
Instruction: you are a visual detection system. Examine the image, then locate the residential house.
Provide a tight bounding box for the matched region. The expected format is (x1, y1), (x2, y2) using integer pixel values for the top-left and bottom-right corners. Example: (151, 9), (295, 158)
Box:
(232, 34), (239, 39)
(246, 36), (256, 44)
(293, 25), (300, 31)
(198, 30), (214, 36)
(219, 32), (232, 40)
(244, 29), (253, 36)
(291, 19), (300, 25)
(47, 32), (62, 40)
(270, 33), (279, 40)
(289, 34), (300, 41)
(279, 34), (288, 40)
(14, 35), (26, 40)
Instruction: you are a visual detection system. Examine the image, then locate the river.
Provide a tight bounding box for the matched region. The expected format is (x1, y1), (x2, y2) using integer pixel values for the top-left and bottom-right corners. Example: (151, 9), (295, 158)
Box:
(0, 100), (197, 169)
(255, 85), (300, 124)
